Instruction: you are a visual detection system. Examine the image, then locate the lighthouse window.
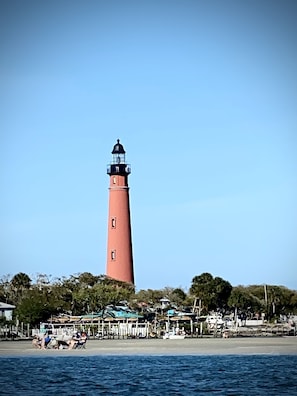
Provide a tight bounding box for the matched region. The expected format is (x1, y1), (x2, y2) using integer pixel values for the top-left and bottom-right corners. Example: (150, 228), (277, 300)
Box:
(111, 217), (116, 228)
(113, 176), (116, 184)
(111, 250), (116, 260)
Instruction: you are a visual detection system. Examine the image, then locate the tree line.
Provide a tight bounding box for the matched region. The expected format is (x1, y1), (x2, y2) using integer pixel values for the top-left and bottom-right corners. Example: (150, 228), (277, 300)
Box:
(0, 271), (296, 326)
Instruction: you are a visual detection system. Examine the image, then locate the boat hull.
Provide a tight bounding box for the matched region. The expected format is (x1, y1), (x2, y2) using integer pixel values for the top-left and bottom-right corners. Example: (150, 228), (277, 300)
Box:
(163, 333), (185, 340)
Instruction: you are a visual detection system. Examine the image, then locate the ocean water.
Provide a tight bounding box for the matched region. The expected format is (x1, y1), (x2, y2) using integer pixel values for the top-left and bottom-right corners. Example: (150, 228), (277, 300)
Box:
(0, 355), (296, 395)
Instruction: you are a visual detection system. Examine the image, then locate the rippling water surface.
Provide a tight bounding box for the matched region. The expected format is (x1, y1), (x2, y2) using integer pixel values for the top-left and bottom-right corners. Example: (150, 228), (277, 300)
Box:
(1, 355), (296, 395)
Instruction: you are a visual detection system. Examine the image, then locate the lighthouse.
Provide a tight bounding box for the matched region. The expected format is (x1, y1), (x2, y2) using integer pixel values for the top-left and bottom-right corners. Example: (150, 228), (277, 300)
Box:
(106, 139), (134, 284)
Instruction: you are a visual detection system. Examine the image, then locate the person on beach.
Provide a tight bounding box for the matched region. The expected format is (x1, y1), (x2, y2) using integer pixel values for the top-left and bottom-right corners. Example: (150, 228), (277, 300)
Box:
(32, 333), (51, 349)
(42, 333), (52, 349)
(39, 333), (51, 349)
(67, 331), (87, 349)
(32, 335), (42, 349)
(68, 331), (81, 349)
(75, 332), (87, 348)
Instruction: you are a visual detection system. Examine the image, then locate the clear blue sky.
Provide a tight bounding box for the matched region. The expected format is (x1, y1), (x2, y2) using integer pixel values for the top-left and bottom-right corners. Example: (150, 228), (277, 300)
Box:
(1, 0), (296, 291)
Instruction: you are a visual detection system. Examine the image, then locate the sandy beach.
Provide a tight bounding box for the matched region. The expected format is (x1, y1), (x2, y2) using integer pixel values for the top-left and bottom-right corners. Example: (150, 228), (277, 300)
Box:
(0, 337), (296, 357)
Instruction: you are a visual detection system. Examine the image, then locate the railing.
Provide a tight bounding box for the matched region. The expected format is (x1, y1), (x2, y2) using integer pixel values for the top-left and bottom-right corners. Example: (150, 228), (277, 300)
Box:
(0, 324), (30, 339)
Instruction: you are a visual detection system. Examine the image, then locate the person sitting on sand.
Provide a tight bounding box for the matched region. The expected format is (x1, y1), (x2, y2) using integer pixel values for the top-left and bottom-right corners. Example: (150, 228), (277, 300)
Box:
(33, 332), (51, 350)
(75, 332), (87, 349)
(42, 333), (52, 349)
(32, 335), (42, 349)
(68, 331), (81, 349)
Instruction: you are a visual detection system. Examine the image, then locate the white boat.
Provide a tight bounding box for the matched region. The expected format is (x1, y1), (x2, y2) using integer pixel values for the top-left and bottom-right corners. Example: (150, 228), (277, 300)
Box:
(163, 331), (185, 340)
(205, 314), (224, 330)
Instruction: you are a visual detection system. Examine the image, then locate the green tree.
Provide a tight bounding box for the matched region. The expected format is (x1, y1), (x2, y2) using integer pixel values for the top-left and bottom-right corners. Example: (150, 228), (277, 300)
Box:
(212, 276), (232, 310)
(190, 272), (214, 312)
(57, 274), (81, 315)
(170, 287), (187, 307)
(266, 286), (297, 318)
(0, 275), (12, 303)
(11, 272), (31, 304)
(133, 289), (164, 306)
(190, 272), (232, 312)
(228, 286), (263, 313)
(78, 272), (99, 287)
(15, 286), (62, 326)
(289, 291), (297, 314)
(72, 276), (134, 314)
(159, 287), (188, 309)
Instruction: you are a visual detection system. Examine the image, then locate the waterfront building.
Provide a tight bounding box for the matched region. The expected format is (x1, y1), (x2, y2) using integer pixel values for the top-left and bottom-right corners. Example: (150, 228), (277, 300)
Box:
(0, 302), (16, 321)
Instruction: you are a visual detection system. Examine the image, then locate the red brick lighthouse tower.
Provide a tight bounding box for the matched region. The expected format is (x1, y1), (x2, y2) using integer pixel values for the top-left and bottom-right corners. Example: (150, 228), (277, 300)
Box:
(106, 139), (134, 284)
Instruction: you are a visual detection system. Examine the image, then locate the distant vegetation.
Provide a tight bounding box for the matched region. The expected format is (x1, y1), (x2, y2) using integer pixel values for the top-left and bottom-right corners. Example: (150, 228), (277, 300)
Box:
(1, 271), (296, 327)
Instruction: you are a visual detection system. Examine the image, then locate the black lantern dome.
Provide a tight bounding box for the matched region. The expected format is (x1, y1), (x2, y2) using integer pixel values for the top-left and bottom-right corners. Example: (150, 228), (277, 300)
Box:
(112, 139), (126, 155)
(107, 139), (131, 176)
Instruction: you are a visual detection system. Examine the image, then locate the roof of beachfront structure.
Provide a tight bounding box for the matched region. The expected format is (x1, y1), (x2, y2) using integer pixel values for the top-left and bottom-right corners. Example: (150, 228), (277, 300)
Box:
(0, 302), (16, 310)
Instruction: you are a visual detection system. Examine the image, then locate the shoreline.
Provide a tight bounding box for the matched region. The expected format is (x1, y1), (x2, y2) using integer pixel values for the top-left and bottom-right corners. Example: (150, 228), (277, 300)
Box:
(0, 336), (297, 357)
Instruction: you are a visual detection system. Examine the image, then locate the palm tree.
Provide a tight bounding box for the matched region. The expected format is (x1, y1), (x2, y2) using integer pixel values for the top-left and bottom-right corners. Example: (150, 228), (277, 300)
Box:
(11, 272), (31, 303)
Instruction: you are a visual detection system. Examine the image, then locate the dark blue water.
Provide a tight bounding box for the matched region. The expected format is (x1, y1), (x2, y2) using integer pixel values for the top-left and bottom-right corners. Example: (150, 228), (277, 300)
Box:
(0, 355), (296, 395)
